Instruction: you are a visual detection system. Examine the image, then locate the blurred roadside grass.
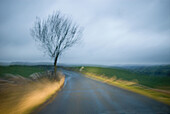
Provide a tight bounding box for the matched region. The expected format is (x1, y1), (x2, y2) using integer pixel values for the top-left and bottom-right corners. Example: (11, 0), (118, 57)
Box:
(85, 73), (170, 105)
(0, 66), (65, 114)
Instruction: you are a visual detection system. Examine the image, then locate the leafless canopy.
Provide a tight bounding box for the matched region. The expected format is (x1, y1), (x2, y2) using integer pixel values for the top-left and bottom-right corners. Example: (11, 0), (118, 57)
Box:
(31, 11), (82, 63)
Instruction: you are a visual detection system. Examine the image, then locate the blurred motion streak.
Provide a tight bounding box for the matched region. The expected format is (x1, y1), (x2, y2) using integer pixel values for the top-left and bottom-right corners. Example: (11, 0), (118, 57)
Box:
(0, 72), (65, 114)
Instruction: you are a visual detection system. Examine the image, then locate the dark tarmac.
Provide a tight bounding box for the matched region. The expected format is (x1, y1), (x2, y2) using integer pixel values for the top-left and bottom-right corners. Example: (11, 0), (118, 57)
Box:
(38, 70), (170, 114)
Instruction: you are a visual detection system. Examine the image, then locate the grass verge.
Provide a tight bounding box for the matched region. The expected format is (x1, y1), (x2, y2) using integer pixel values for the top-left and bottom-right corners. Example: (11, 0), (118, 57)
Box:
(0, 72), (65, 114)
(85, 73), (170, 105)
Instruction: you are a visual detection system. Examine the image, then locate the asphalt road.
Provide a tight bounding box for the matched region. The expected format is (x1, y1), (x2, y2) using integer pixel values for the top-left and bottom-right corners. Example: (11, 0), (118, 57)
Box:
(38, 70), (170, 114)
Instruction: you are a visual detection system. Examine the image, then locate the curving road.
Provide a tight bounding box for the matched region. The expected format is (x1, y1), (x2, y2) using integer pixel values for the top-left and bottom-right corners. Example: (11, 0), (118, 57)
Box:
(38, 70), (170, 114)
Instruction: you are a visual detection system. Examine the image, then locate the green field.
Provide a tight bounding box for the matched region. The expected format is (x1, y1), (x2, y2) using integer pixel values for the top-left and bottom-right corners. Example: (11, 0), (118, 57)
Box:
(0, 65), (46, 78)
(122, 65), (170, 77)
(67, 66), (170, 89)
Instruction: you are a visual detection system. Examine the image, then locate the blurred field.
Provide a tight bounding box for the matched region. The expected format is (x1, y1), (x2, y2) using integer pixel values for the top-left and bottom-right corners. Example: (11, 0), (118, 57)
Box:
(66, 66), (170, 105)
(122, 65), (170, 77)
(0, 65), (46, 78)
(68, 66), (170, 89)
(0, 65), (65, 114)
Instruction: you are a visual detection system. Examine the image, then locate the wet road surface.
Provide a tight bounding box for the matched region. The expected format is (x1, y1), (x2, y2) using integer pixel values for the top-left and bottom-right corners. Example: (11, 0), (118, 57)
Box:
(38, 70), (170, 114)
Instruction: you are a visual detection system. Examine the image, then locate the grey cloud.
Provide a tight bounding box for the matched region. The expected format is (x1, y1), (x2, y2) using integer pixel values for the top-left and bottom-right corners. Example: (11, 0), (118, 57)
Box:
(0, 0), (170, 65)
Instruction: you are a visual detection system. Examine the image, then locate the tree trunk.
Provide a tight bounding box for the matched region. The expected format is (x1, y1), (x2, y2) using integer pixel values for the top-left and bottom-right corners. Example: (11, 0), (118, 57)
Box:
(54, 55), (58, 77)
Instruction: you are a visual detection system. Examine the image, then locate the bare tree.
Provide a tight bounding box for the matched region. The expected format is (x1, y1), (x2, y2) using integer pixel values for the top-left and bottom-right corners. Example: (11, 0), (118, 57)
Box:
(31, 11), (83, 76)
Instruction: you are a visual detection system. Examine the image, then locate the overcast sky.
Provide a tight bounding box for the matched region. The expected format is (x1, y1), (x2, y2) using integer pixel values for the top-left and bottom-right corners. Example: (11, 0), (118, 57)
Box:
(0, 0), (170, 65)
